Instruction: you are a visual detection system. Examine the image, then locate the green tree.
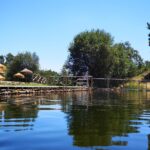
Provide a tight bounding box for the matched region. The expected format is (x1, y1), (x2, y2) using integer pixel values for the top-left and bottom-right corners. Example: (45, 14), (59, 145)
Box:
(112, 42), (144, 78)
(66, 29), (144, 78)
(0, 55), (5, 64)
(145, 61), (150, 70)
(38, 69), (59, 85)
(7, 52), (39, 81)
(5, 53), (14, 66)
(38, 69), (58, 77)
(61, 59), (70, 76)
(67, 29), (114, 77)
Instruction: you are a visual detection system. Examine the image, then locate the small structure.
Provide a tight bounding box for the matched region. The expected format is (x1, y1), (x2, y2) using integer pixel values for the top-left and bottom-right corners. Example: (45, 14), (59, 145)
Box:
(0, 68), (5, 74)
(0, 75), (5, 81)
(21, 68), (33, 75)
(14, 73), (25, 79)
(144, 72), (150, 80)
(0, 64), (6, 69)
(21, 68), (33, 82)
(0, 64), (6, 81)
(76, 78), (89, 87)
(32, 74), (47, 84)
(0, 64), (6, 74)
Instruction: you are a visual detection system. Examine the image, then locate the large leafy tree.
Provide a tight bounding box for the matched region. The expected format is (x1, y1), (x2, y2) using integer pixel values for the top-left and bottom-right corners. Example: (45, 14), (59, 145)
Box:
(7, 52), (39, 80)
(67, 29), (115, 77)
(66, 29), (144, 78)
(112, 42), (144, 78)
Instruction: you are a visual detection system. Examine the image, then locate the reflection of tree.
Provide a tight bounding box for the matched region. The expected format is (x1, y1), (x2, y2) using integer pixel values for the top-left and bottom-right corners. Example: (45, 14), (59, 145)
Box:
(0, 99), (38, 132)
(0, 91), (150, 148)
(0, 93), (76, 132)
(67, 105), (141, 147)
(65, 91), (146, 147)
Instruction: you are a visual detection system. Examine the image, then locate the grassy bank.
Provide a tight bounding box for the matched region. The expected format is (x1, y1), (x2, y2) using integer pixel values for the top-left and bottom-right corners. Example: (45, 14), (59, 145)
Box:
(0, 81), (48, 87)
(123, 71), (150, 90)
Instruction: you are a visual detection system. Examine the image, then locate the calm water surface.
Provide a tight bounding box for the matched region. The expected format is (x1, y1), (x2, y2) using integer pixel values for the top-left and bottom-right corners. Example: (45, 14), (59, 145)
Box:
(0, 91), (150, 150)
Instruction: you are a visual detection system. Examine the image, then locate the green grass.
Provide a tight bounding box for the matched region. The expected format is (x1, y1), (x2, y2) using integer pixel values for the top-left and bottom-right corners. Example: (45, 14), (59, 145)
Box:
(0, 81), (48, 86)
(124, 81), (145, 89)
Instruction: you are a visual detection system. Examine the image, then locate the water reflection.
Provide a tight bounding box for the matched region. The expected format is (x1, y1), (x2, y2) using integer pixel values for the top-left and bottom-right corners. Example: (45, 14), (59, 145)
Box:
(0, 91), (150, 150)
(148, 134), (150, 150)
(0, 94), (73, 132)
(65, 91), (150, 148)
(0, 99), (38, 132)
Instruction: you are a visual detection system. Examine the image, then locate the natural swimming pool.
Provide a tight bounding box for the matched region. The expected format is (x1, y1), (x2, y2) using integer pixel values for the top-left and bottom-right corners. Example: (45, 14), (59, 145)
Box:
(0, 91), (150, 150)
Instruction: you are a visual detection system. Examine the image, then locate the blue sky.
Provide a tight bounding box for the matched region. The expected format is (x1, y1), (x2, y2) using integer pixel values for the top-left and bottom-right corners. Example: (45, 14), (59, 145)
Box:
(0, 0), (150, 72)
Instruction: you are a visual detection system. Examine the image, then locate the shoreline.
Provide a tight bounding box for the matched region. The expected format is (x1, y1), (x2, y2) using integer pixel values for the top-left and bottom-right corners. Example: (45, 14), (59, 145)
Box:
(0, 86), (90, 96)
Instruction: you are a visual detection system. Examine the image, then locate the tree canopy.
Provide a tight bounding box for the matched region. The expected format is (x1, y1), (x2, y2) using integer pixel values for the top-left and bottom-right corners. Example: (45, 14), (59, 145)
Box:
(6, 52), (39, 81)
(66, 29), (145, 78)
(0, 51), (60, 82)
